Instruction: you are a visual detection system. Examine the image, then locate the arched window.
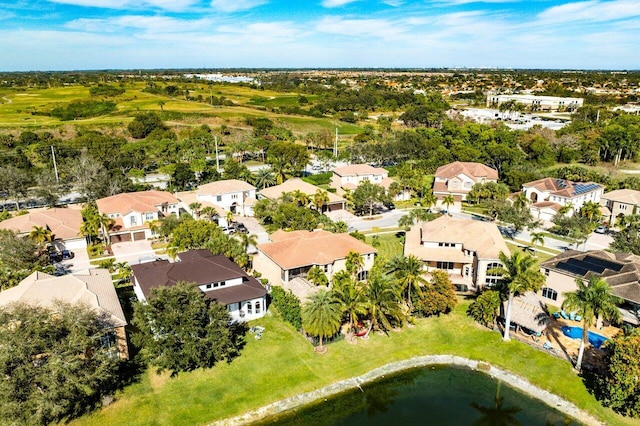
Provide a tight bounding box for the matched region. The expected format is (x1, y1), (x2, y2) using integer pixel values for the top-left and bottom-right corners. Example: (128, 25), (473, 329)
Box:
(255, 301), (261, 314)
(541, 287), (558, 301)
(485, 262), (502, 286)
(246, 301), (253, 315)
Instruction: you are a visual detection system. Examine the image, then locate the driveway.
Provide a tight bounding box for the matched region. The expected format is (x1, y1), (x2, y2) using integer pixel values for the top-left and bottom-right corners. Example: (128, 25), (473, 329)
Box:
(234, 216), (269, 244)
(111, 240), (165, 265)
(59, 246), (91, 273)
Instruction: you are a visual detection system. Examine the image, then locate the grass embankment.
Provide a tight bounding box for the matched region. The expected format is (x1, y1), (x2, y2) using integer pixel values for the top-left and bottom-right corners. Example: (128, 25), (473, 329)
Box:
(73, 300), (633, 426)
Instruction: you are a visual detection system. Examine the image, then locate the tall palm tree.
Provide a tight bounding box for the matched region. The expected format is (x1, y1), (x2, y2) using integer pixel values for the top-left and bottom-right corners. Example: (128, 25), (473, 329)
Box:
(562, 277), (621, 370)
(98, 214), (115, 244)
(306, 265), (328, 286)
(312, 189), (330, 212)
(421, 191), (437, 211)
(189, 202), (202, 219)
(302, 288), (342, 351)
(291, 190), (310, 207)
(252, 167), (276, 189)
(579, 201), (602, 223)
(513, 192), (529, 211)
(236, 233), (258, 253)
(29, 225), (53, 250)
(491, 251), (545, 341)
(385, 254), (426, 307)
(442, 194), (455, 212)
(225, 211), (234, 226)
(334, 278), (367, 332)
(530, 232), (545, 247)
(270, 156), (290, 185)
(200, 206), (218, 222)
(364, 270), (404, 336)
(345, 250), (364, 281)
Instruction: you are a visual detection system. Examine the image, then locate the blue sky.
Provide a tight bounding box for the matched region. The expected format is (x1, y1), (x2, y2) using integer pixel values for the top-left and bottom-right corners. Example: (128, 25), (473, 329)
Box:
(1, 0), (639, 71)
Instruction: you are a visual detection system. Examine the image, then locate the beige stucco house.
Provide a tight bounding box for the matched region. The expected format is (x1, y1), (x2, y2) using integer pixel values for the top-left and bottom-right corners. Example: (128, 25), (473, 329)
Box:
(433, 162), (498, 205)
(600, 189), (640, 226)
(522, 178), (603, 222)
(404, 215), (509, 292)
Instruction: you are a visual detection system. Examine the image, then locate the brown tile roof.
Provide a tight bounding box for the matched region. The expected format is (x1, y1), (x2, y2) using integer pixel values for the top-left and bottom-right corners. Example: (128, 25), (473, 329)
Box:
(532, 201), (562, 210)
(523, 178), (603, 198)
(0, 208), (83, 240)
(601, 189), (640, 205)
(96, 190), (178, 215)
(196, 179), (255, 196)
(259, 178), (345, 205)
(434, 162), (498, 180)
(541, 250), (640, 304)
(406, 215), (509, 260)
(0, 269), (127, 327)
(332, 164), (387, 177)
(258, 230), (376, 270)
(131, 249), (266, 305)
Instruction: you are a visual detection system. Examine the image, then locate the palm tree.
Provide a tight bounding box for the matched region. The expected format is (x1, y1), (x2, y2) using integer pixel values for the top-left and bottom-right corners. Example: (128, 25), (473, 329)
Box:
(114, 261), (132, 283)
(529, 231), (545, 256)
(270, 156), (290, 185)
(225, 211), (234, 227)
(513, 192), (529, 211)
(385, 254), (426, 307)
(332, 221), (348, 233)
(421, 191), (437, 211)
(306, 265), (329, 286)
(562, 277), (621, 370)
(364, 270), (404, 335)
(312, 189), (330, 212)
(491, 251), (545, 341)
(252, 167), (276, 189)
(236, 233), (258, 253)
(189, 202), (202, 219)
(345, 250), (364, 281)
(334, 278), (367, 332)
(291, 190), (310, 207)
(302, 288), (342, 351)
(579, 201), (602, 222)
(98, 214), (115, 244)
(200, 206), (218, 222)
(442, 194), (455, 212)
(29, 225), (53, 250)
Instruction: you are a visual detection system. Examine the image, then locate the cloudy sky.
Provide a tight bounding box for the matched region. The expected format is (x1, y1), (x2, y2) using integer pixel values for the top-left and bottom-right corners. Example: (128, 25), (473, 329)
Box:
(1, 0), (639, 71)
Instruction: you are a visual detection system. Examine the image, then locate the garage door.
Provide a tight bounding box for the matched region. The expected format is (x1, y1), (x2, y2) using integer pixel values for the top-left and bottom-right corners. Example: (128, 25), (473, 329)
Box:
(133, 231), (146, 241)
(110, 233), (132, 243)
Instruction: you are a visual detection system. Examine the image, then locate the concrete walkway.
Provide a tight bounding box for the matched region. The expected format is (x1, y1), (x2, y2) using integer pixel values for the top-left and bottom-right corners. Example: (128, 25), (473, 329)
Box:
(213, 355), (603, 426)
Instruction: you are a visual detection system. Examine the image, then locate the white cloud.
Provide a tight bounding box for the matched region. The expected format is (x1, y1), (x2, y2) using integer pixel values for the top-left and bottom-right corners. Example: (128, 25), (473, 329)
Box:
(315, 16), (409, 39)
(321, 0), (359, 7)
(210, 0), (268, 12)
(65, 15), (212, 33)
(537, 0), (640, 24)
(46, 0), (197, 11)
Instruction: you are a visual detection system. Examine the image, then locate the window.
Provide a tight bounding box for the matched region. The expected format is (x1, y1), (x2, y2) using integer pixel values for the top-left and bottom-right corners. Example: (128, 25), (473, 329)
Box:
(246, 301), (253, 315)
(436, 261), (454, 270)
(542, 287), (558, 301)
(544, 268), (549, 276)
(145, 213), (154, 221)
(130, 216), (137, 226)
(255, 301), (261, 314)
(205, 283), (212, 290)
(357, 270), (368, 281)
(231, 194), (238, 199)
(438, 242), (455, 247)
(216, 195), (222, 202)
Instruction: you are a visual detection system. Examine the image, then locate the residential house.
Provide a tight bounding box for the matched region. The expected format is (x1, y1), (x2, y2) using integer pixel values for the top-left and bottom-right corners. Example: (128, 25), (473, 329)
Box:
(179, 179), (257, 219)
(522, 178), (604, 222)
(0, 269), (129, 359)
(259, 178), (346, 212)
(131, 249), (267, 322)
(331, 164), (410, 201)
(0, 207), (86, 250)
(254, 230), (377, 291)
(599, 189), (640, 226)
(128, 173), (171, 190)
(96, 190), (180, 243)
(540, 250), (640, 325)
(433, 162), (498, 205)
(404, 215), (510, 292)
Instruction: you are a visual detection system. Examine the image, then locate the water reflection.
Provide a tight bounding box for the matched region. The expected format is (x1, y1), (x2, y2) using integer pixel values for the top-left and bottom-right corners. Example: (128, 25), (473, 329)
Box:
(471, 381), (522, 426)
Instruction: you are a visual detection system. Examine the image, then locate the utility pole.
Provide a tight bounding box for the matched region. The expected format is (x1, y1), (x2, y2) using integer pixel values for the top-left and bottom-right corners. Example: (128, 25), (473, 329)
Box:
(334, 128), (338, 158)
(51, 145), (59, 183)
(215, 136), (220, 172)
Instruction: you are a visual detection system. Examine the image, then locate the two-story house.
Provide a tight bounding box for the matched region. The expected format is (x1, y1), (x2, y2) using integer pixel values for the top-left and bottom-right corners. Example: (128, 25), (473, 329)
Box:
(599, 189), (640, 226)
(522, 178), (604, 222)
(404, 215), (509, 293)
(254, 230), (377, 290)
(0, 269), (129, 359)
(331, 164), (410, 201)
(131, 249), (267, 322)
(259, 178), (346, 212)
(540, 250), (640, 325)
(179, 179), (257, 219)
(96, 190), (180, 243)
(433, 162), (499, 205)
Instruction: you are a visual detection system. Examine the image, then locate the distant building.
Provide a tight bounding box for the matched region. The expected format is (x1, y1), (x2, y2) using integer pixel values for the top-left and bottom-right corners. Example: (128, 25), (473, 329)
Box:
(522, 178), (603, 221)
(433, 161), (498, 203)
(128, 173), (171, 190)
(486, 92), (584, 112)
(600, 189), (640, 226)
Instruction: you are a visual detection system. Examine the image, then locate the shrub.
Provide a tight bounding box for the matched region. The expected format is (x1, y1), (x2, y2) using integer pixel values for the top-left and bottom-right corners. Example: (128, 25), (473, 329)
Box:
(270, 286), (302, 330)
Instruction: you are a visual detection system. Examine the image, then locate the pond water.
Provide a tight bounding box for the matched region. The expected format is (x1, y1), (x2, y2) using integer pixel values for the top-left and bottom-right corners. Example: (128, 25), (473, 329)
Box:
(256, 366), (580, 425)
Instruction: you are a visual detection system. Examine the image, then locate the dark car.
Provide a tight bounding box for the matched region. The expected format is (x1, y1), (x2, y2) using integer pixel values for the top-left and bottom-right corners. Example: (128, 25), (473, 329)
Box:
(234, 222), (249, 234)
(49, 252), (63, 263)
(383, 201), (396, 210)
(61, 249), (75, 260)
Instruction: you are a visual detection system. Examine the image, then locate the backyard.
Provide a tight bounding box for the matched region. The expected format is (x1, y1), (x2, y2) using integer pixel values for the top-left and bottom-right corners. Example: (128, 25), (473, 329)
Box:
(73, 299), (634, 426)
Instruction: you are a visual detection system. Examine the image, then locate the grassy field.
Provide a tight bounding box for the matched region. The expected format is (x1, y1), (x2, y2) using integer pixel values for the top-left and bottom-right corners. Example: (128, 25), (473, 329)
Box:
(366, 232), (405, 262)
(72, 300), (634, 426)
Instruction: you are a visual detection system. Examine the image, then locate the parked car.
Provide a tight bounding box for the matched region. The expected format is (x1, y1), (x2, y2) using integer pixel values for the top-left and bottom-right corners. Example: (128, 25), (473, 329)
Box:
(221, 226), (236, 235)
(383, 201), (396, 210)
(61, 249), (74, 260)
(48, 252), (63, 263)
(594, 225), (608, 234)
(234, 222), (248, 234)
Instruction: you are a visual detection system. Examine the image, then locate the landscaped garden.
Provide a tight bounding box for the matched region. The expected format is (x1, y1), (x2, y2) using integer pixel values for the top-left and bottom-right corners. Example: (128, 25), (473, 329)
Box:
(72, 299), (635, 426)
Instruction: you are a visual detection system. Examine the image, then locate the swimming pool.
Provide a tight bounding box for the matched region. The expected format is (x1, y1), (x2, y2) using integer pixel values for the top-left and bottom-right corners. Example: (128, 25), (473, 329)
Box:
(561, 326), (608, 349)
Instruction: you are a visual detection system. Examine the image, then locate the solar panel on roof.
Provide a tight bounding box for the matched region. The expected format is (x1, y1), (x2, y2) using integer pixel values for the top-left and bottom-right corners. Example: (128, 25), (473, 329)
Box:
(556, 261), (590, 277)
(583, 255), (624, 272)
(566, 257), (606, 273)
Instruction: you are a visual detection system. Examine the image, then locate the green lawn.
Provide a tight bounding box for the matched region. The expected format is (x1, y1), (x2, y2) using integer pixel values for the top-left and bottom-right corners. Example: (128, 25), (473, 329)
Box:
(72, 301), (634, 426)
(366, 232), (405, 262)
(505, 241), (559, 263)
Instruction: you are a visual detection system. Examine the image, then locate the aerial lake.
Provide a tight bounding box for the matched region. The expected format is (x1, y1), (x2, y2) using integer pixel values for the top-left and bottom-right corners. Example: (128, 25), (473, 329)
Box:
(256, 365), (579, 425)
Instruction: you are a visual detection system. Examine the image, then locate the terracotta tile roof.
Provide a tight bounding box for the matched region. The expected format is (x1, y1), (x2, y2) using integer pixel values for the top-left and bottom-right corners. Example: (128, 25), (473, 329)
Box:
(405, 215), (509, 260)
(532, 201), (562, 211)
(434, 161), (498, 180)
(259, 178), (345, 205)
(0, 208), (83, 240)
(131, 249), (266, 305)
(96, 190), (178, 215)
(175, 191), (226, 216)
(523, 178), (603, 199)
(332, 164), (387, 177)
(196, 179), (255, 196)
(541, 250), (640, 304)
(601, 189), (640, 205)
(0, 269), (127, 327)
(258, 230), (376, 270)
